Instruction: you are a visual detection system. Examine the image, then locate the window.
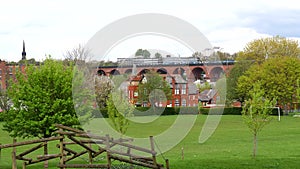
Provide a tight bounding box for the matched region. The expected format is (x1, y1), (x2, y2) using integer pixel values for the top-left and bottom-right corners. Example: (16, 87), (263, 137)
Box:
(134, 91), (138, 97)
(181, 99), (186, 107)
(181, 84), (186, 94)
(175, 99), (180, 107)
(175, 84), (180, 94)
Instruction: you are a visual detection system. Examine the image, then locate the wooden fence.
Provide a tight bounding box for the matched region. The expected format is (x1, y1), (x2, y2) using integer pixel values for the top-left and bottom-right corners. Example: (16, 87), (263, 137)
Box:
(0, 124), (169, 169)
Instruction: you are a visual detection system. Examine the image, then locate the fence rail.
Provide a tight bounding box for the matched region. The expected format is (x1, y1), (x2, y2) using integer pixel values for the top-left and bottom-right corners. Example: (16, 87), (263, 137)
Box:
(0, 124), (169, 169)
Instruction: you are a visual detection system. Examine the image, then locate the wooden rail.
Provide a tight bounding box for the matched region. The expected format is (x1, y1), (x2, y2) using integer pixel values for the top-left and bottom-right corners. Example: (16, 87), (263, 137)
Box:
(0, 124), (169, 169)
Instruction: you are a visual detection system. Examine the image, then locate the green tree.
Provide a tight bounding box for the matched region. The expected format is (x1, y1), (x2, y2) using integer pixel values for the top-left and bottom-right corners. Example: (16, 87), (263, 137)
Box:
(3, 59), (84, 138)
(237, 57), (300, 112)
(154, 52), (162, 58)
(226, 60), (253, 104)
(242, 83), (276, 158)
(215, 76), (227, 104)
(106, 91), (133, 136)
(137, 71), (172, 106)
(135, 49), (144, 56)
(297, 79), (300, 106)
(196, 81), (211, 93)
(237, 36), (300, 64)
(135, 49), (151, 58)
(3, 58), (90, 167)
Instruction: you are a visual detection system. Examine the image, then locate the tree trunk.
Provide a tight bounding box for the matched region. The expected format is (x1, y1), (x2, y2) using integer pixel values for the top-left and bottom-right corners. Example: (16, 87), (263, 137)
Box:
(44, 141), (48, 169)
(253, 133), (257, 158)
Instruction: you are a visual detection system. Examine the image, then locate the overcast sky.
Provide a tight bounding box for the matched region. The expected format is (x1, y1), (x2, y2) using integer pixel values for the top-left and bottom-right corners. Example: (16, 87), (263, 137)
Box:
(1, 0), (300, 62)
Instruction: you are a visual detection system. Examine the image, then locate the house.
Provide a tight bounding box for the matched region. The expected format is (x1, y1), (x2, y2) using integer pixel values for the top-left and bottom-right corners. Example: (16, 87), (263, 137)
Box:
(198, 89), (219, 108)
(127, 73), (199, 107)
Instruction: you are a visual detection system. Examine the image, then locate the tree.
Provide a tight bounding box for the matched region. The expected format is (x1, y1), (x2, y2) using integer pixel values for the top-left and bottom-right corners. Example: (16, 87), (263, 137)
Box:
(237, 36), (300, 64)
(232, 36), (300, 105)
(137, 71), (172, 106)
(242, 83), (276, 158)
(95, 76), (113, 108)
(237, 57), (300, 112)
(135, 49), (151, 58)
(215, 76), (227, 104)
(196, 81), (211, 93)
(226, 59), (254, 104)
(3, 59), (82, 139)
(106, 91), (133, 136)
(135, 49), (144, 56)
(154, 52), (162, 58)
(3, 58), (90, 167)
(297, 79), (300, 107)
(0, 89), (10, 113)
(64, 44), (91, 64)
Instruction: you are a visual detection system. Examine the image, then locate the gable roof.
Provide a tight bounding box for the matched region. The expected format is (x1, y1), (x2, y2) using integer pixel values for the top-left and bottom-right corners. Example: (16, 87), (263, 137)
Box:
(199, 89), (217, 102)
(173, 74), (187, 84)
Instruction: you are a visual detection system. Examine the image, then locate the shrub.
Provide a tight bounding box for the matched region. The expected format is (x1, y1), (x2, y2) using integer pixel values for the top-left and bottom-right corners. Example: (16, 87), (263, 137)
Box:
(200, 107), (242, 115)
(176, 107), (198, 115)
(199, 107), (282, 116)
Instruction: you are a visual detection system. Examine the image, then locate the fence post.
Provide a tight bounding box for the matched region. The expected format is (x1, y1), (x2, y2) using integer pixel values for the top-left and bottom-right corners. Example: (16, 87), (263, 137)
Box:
(59, 129), (66, 169)
(149, 136), (157, 167)
(165, 159), (170, 169)
(12, 139), (17, 169)
(105, 134), (111, 168)
(44, 141), (48, 169)
(87, 130), (93, 164)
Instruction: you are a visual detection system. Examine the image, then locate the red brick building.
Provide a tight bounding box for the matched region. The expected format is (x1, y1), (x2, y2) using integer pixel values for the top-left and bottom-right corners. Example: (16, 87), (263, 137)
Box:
(0, 41), (27, 90)
(127, 74), (199, 107)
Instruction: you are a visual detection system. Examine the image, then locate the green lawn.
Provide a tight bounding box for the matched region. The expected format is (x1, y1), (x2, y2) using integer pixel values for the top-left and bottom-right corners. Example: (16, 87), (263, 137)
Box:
(0, 115), (300, 169)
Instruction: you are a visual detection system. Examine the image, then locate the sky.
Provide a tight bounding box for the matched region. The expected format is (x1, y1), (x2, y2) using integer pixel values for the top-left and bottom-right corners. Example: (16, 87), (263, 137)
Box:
(1, 0), (300, 62)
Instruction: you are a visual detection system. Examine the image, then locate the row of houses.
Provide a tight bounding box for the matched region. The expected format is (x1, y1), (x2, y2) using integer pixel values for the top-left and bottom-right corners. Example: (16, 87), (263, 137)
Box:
(126, 73), (220, 108)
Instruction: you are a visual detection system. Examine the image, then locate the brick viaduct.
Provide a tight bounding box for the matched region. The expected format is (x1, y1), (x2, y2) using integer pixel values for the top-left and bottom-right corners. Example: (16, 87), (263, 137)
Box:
(97, 62), (234, 82)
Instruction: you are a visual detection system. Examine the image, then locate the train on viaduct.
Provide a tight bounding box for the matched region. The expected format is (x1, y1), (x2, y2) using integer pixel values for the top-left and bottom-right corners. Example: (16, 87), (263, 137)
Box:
(96, 57), (235, 82)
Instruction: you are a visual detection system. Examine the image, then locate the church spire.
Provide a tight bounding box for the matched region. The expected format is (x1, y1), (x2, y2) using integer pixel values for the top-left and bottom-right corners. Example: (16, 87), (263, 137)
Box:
(22, 40), (26, 60)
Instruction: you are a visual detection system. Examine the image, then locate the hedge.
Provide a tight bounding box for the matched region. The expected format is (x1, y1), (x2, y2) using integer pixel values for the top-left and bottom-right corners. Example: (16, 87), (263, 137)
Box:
(92, 107), (282, 117)
(91, 107), (198, 118)
(199, 107), (282, 115)
(199, 107), (242, 115)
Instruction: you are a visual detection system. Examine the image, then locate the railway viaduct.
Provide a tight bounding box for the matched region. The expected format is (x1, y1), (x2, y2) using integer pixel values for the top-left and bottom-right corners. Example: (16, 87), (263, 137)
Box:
(97, 61), (234, 82)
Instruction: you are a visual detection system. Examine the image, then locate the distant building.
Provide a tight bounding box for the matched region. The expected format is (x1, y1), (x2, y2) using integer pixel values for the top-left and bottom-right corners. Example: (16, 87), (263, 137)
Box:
(0, 41), (27, 90)
(127, 73), (199, 107)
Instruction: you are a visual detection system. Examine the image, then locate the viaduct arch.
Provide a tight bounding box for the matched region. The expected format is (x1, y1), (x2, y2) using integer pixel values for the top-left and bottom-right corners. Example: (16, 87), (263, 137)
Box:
(97, 62), (233, 82)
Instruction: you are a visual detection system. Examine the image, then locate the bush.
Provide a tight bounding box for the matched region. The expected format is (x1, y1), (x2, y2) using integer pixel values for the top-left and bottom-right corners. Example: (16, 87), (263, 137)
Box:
(133, 107), (178, 116)
(133, 107), (198, 116)
(270, 107), (283, 116)
(200, 107), (282, 116)
(175, 107), (198, 115)
(199, 107), (242, 115)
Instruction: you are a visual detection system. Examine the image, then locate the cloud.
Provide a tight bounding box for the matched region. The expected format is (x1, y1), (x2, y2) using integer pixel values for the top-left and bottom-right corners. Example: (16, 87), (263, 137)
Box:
(236, 8), (300, 37)
(1, 0), (300, 62)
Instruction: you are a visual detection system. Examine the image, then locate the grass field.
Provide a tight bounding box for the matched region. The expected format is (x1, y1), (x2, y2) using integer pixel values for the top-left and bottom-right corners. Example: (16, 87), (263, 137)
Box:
(0, 115), (300, 169)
